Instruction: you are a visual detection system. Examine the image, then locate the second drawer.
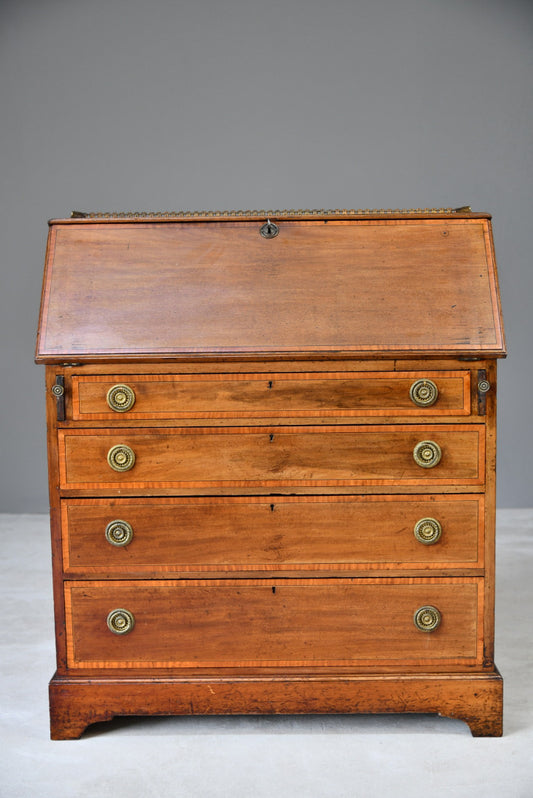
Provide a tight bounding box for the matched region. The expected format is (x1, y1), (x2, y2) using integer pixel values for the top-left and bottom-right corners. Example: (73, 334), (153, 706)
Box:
(58, 424), (485, 490)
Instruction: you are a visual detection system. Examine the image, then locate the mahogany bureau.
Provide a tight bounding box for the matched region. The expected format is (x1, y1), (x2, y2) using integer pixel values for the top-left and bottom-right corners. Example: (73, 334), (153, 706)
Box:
(35, 208), (506, 738)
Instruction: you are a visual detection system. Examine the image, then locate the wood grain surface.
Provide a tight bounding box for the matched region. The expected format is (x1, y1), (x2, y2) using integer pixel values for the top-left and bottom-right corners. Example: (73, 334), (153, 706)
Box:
(37, 214), (505, 738)
(36, 218), (505, 361)
(49, 670), (503, 739)
(72, 371), (471, 419)
(64, 577), (483, 668)
(61, 494), (483, 575)
(58, 424), (485, 490)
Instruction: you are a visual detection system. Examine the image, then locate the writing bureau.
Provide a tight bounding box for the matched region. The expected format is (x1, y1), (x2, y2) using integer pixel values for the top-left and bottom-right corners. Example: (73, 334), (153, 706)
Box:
(35, 208), (506, 738)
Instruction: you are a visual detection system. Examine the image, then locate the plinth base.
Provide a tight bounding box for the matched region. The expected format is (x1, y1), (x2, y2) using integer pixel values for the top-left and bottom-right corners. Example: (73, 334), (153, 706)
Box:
(49, 669), (503, 739)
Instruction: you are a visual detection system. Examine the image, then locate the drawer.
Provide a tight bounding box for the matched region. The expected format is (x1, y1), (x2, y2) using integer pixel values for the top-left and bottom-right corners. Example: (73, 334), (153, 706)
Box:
(58, 425), (485, 491)
(64, 578), (483, 668)
(61, 495), (483, 575)
(71, 371), (472, 420)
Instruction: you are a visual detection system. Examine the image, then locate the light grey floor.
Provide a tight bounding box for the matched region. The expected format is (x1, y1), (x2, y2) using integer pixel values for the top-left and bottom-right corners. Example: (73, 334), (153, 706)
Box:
(1, 511), (531, 798)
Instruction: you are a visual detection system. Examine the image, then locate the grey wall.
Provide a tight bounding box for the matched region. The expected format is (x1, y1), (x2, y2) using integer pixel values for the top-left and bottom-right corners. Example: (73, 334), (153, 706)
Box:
(1, 0), (531, 511)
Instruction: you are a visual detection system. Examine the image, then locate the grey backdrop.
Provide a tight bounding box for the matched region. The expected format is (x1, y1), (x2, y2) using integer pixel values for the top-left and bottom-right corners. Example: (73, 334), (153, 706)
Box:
(1, 0), (531, 512)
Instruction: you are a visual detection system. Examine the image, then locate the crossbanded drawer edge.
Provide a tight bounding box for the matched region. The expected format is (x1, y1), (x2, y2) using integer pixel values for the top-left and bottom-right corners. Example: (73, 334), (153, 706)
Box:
(70, 370), (472, 420)
(64, 577), (484, 669)
(60, 494), (484, 575)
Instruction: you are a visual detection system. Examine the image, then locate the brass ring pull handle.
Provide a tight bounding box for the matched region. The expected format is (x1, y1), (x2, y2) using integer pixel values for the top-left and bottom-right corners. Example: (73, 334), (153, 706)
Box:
(413, 440), (442, 468)
(107, 444), (136, 472)
(107, 608), (135, 635)
(413, 605), (441, 632)
(409, 379), (438, 407)
(107, 384), (136, 412)
(413, 517), (442, 545)
(105, 520), (134, 547)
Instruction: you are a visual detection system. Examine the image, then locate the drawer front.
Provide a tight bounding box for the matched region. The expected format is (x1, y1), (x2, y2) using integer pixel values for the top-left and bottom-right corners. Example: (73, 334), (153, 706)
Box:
(62, 495), (483, 574)
(64, 578), (483, 668)
(58, 425), (485, 490)
(71, 371), (471, 420)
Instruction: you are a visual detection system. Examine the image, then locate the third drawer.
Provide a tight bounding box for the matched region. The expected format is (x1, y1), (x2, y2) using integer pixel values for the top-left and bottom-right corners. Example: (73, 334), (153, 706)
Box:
(61, 495), (484, 575)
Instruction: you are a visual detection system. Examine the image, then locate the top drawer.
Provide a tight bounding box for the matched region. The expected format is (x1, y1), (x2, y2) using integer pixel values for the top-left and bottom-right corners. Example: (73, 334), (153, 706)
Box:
(71, 371), (471, 421)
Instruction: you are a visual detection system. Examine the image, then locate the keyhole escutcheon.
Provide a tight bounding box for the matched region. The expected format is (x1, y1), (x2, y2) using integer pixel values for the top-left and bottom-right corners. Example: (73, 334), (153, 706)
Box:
(260, 219), (279, 239)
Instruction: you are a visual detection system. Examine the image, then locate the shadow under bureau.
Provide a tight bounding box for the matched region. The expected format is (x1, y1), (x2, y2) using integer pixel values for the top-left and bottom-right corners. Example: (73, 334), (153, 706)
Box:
(35, 208), (506, 738)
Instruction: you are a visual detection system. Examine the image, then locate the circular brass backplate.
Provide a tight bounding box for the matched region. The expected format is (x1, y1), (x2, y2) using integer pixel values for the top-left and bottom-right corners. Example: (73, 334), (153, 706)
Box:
(107, 384), (136, 412)
(413, 517), (442, 545)
(413, 440), (442, 468)
(413, 605), (441, 632)
(105, 520), (134, 547)
(107, 444), (136, 472)
(107, 608), (135, 635)
(409, 379), (438, 407)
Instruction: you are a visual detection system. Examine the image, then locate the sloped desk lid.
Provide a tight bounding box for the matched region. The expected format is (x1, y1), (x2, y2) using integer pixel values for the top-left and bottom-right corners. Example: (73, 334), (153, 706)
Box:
(36, 210), (506, 362)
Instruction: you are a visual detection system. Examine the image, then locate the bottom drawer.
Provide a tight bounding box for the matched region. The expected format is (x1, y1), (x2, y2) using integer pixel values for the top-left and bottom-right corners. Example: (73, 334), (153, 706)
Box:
(65, 578), (483, 669)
